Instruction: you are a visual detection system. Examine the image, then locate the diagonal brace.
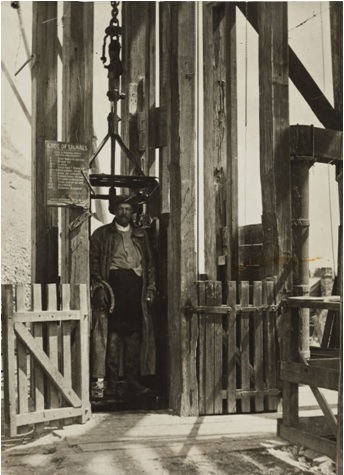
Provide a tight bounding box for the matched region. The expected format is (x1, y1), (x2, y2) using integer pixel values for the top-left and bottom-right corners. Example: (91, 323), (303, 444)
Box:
(15, 323), (82, 408)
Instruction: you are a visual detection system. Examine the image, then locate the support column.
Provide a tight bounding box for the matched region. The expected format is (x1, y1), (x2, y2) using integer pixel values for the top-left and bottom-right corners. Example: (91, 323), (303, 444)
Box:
(31, 2), (58, 284)
(61, 3), (94, 286)
(202, 3), (238, 284)
(291, 160), (310, 358)
(330, 3), (343, 473)
(258, 2), (294, 424)
(258, 2), (292, 297)
(168, 2), (198, 416)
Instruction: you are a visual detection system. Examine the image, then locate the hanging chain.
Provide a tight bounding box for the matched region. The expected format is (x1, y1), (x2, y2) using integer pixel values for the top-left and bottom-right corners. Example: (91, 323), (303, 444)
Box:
(109, 1), (120, 26)
(101, 1), (123, 78)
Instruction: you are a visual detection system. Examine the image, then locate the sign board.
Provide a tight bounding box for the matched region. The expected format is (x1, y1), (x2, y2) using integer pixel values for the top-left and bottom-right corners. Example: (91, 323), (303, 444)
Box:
(46, 141), (89, 207)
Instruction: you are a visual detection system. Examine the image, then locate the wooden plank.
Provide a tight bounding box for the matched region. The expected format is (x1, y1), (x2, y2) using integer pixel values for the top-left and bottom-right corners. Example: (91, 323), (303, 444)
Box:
(278, 424), (336, 460)
(226, 281), (237, 413)
(214, 281), (223, 414)
(159, 3), (171, 213)
(198, 282), (206, 415)
(291, 153), (310, 359)
(14, 323), (81, 408)
(258, 2), (292, 299)
(225, 2), (239, 282)
(31, 284), (44, 434)
(240, 282), (250, 412)
(308, 358), (339, 371)
(281, 362), (339, 392)
(121, 2), (149, 174)
(287, 297), (340, 311)
(205, 282), (215, 414)
(299, 354), (338, 436)
(282, 306), (299, 428)
(14, 311), (80, 323)
(61, 2), (92, 286)
(146, 2), (156, 172)
(16, 407), (83, 427)
(61, 284), (72, 425)
(15, 285), (28, 416)
(73, 285), (91, 423)
(61, 285), (72, 386)
(253, 282), (264, 411)
(203, 3), (219, 281)
(186, 306), (231, 314)
(46, 284), (60, 409)
(263, 281), (278, 411)
(31, 2), (58, 284)
(237, 2), (340, 131)
(166, 2), (198, 416)
(2, 285), (17, 437)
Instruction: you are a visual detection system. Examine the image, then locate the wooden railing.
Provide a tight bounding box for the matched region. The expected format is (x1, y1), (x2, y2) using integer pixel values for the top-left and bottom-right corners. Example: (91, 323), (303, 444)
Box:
(191, 280), (281, 415)
(2, 283), (91, 437)
(278, 296), (341, 460)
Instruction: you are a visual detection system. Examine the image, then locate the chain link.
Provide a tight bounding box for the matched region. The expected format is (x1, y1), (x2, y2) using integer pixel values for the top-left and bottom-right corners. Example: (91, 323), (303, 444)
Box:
(110, 1), (120, 26)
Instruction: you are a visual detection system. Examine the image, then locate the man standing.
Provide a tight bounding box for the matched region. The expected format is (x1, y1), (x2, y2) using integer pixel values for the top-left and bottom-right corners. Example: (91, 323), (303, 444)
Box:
(90, 197), (156, 399)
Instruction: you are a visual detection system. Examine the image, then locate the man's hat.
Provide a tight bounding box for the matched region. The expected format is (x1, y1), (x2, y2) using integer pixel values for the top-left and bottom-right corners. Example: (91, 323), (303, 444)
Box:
(108, 188), (141, 215)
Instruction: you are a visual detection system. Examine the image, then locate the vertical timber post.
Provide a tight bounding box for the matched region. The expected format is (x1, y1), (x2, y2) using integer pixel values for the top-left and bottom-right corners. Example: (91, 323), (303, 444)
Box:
(202, 3), (238, 284)
(31, 2), (58, 284)
(158, 2), (171, 398)
(61, 3), (94, 286)
(168, 2), (198, 416)
(291, 160), (310, 358)
(330, 3), (343, 473)
(225, 3), (239, 283)
(258, 2), (294, 421)
(258, 2), (292, 296)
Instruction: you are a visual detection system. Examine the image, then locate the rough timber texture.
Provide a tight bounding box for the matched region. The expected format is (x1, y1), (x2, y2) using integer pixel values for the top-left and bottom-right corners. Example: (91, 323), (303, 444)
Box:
(31, 2), (58, 284)
(61, 2), (93, 286)
(203, 3), (238, 283)
(167, 2), (198, 416)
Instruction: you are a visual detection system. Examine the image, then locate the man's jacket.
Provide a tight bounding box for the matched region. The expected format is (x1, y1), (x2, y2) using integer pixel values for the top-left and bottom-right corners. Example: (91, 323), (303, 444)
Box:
(90, 219), (156, 375)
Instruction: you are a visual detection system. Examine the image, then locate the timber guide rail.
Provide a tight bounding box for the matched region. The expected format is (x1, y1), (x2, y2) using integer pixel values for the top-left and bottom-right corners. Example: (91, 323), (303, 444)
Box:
(278, 295), (341, 460)
(2, 283), (91, 437)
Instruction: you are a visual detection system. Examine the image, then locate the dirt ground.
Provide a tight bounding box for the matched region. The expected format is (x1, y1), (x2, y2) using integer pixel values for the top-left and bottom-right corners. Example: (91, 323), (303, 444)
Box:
(2, 409), (337, 475)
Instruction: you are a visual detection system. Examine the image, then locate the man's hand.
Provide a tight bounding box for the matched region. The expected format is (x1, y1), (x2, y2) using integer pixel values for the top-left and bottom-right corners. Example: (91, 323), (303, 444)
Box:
(93, 287), (108, 309)
(146, 289), (156, 306)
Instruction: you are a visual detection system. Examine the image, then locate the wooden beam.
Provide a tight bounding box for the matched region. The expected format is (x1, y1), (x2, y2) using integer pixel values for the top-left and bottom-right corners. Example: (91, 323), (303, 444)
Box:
(291, 159), (310, 358)
(31, 2), (58, 284)
(159, 4), (171, 213)
(202, 3), (238, 283)
(258, 2), (292, 294)
(61, 3), (93, 286)
(122, 2), (155, 175)
(329, 8), (343, 469)
(167, 2), (198, 416)
(202, 3), (217, 281)
(237, 2), (341, 131)
(225, 3), (239, 283)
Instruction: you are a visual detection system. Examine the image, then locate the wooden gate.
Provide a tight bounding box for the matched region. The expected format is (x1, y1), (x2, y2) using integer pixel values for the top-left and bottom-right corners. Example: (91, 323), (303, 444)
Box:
(2, 283), (91, 437)
(196, 280), (280, 415)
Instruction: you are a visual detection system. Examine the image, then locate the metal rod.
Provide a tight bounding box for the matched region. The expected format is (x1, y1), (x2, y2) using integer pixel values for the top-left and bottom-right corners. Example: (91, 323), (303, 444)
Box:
(89, 133), (110, 167)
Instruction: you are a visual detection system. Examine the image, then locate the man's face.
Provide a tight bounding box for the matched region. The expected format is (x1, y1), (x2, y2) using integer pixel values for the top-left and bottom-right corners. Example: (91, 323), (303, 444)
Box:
(115, 203), (134, 227)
